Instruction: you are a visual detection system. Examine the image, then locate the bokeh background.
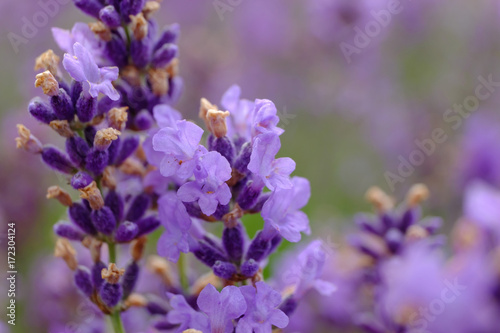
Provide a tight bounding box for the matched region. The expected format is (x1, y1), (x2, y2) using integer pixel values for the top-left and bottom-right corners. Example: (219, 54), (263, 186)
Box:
(1, 0), (500, 331)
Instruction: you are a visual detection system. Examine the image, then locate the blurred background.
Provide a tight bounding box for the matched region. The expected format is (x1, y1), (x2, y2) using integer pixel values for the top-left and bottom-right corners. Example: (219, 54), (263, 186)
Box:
(1, 0), (500, 331)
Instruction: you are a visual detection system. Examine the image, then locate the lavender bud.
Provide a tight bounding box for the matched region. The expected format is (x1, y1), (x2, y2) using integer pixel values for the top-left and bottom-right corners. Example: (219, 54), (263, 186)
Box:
(76, 94), (97, 123)
(153, 321), (177, 330)
(151, 43), (177, 68)
(86, 149), (109, 175)
(212, 203), (230, 221)
(115, 221), (139, 242)
(91, 207), (117, 235)
(98, 96), (119, 115)
(146, 297), (169, 315)
(135, 215), (160, 236)
(134, 109), (154, 130)
(75, 266), (93, 297)
(100, 282), (122, 307)
(122, 261), (139, 299)
(84, 125), (97, 147)
(71, 171), (94, 189)
(99, 5), (121, 28)
(385, 228), (404, 253)
(28, 98), (57, 124)
(184, 202), (203, 219)
(50, 88), (74, 121)
(58, 80), (71, 96)
(251, 193), (271, 213)
(126, 193), (151, 222)
(69, 202), (97, 235)
(209, 136), (235, 166)
(105, 190), (124, 223)
(237, 180), (263, 210)
(213, 261), (236, 280)
(154, 24), (180, 51)
(279, 297), (298, 316)
(234, 142), (252, 174)
(120, 0), (145, 21)
(66, 136), (90, 167)
(70, 81), (83, 108)
(54, 222), (85, 241)
(240, 259), (259, 277)
(130, 39), (151, 68)
(92, 261), (107, 289)
(222, 224), (244, 263)
(246, 231), (270, 262)
(114, 136), (139, 166)
(107, 137), (121, 165)
(41, 145), (76, 174)
(193, 241), (227, 268)
(268, 234), (282, 255)
(399, 208), (419, 232)
(354, 214), (382, 236)
(73, 0), (103, 18)
(106, 35), (128, 67)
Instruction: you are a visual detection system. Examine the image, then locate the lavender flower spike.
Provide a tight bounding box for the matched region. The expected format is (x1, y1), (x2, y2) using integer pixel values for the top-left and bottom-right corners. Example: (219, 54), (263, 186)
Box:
(63, 42), (119, 101)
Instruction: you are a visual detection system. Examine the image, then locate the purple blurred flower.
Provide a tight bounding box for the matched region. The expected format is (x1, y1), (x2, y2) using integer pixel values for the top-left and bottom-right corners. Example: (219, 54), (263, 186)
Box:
(63, 43), (119, 100)
(52, 23), (105, 62)
(248, 133), (295, 191)
(197, 284), (247, 333)
(464, 181), (500, 237)
(177, 151), (232, 216)
(237, 281), (289, 332)
(261, 177), (311, 242)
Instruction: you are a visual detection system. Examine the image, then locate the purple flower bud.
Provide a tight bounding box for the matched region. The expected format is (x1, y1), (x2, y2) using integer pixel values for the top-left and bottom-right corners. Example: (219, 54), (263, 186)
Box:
(91, 207), (117, 235)
(42, 145), (76, 174)
(50, 88), (74, 121)
(86, 149), (109, 175)
(268, 234), (282, 254)
(69, 202), (97, 235)
(107, 137), (120, 164)
(126, 193), (151, 222)
(184, 202), (203, 219)
(146, 297), (169, 315)
(134, 109), (155, 130)
(209, 136), (235, 166)
(251, 192), (271, 213)
(223, 224), (244, 263)
(100, 282), (122, 307)
(92, 261), (107, 290)
(135, 215), (160, 236)
(114, 136), (139, 165)
(73, 0), (103, 18)
(154, 321), (177, 330)
(71, 171), (94, 189)
(70, 81), (83, 108)
(75, 266), (93, 297)
(98, 95), (119, 115)
(399, 208), (420, 232)
(120, 0), (145, 22)
(115, 221), (139, 242)
(105, 190), (124, 223)
(211, 204), (229, 221)
(84, 125), (97, 147)
(58, 80), (71, 96)
(28, 98), (57, 124)
(152, 43), (177, 68)
(154, 24), (180, 51)
(99, 5), (121, 28)
(385, 228), (404, 253)
(66, 136), (90, 167)
(234, 142), (252, 174)
(131, 39), (151, 68)
(279, 297), (298, 316)
(122, 261), (139, 299)
(246, 231), (270, 262)
(105, 35), (128, 67)
(54, 221), (85, 240)
(213, 261), (237, 280)
(194, 241), (228, 268)
(237, 180), (263, 210)
(240, 259), (259, 277)
(76, 94), (97, 123)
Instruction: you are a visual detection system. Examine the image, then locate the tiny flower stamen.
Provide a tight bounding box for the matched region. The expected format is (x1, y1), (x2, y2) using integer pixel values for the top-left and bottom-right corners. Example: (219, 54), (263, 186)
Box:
(119, 158), (147, 176)
(148, 67), (169, 96)
(107, 106), (129, 131)
(46, 186), (73, 207)
(222, 204), (243, 228)
(88, 21), (112, 42)
(190, 272), (222, 296)
(166, 58), (179, 77)
(34, 49), (60, 76)
(94, 128), (121, 151)
(101, 166), (117, 189)
(147, 255), (175, 286)
(207, 109), (230, 138)
(54, 238), (78, 270)
(405, 225), (429, 242)
(49, 120), (74, 138)
(121, 66), (141, 86)
(131, 236), (147, 262)
(199, 97), (216, 128)
(183, 330), (203, 333)
(130, 13), (148, 40)
(365, 186), (394, 212)
(15, 124), (43, 154)
(406, 183), (430, 207)
(101, 263), (125, 284)
(78, 181), (104, 210)
(142, 1), (161, 19)
(123, 293), (148, 308)
(35, 70), (59, 96)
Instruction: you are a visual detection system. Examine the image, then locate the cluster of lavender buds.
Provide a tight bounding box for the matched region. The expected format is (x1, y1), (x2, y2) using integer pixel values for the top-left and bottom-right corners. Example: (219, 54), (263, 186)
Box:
(15, 1), (322, 332)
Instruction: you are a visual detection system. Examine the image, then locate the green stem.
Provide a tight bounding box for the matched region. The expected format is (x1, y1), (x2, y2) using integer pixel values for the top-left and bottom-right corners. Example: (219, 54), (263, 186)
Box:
(122, 23), (132, 47)
(109, 311), (125, 333)
(108, 241), (117, 263)
(178, 252), (189, 292)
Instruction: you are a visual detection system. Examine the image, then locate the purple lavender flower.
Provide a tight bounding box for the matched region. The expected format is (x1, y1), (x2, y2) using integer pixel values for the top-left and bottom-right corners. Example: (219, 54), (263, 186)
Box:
(177, 151), (232, 216)
(248, 133), (295, 191)
(197, 283), (247, 333)
(166, 293), (210, 332)
(63, 43), (119, 101)
(464, 181), (500, 237)
(52, 23), (104, 62)
(261, 177), (311, 242)
(237, 281), (289, 332)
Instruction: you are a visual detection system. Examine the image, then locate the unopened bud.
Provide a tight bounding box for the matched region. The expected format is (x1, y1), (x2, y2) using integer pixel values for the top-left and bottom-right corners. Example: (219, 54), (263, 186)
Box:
(78, 181), (104, 210)
(35, 71), (59, 96)
(94, 128), (121, 151)
(107, 106), (129, 131)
